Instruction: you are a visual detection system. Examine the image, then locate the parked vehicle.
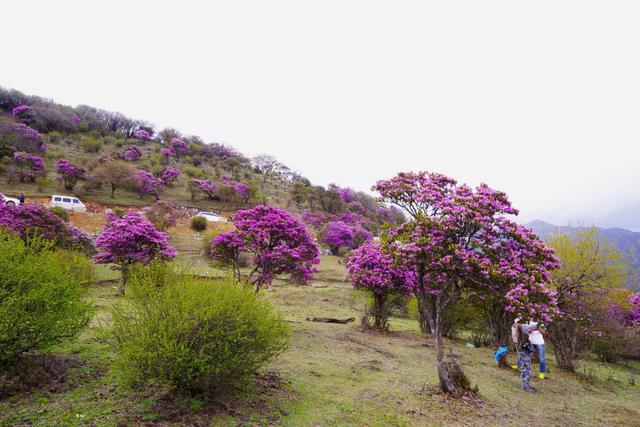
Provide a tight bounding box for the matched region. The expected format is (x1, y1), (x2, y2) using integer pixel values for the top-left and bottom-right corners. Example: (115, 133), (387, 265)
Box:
(50, 195), (87, 212)
(195, 211), (227, 222)
(0, 193), (20, 206)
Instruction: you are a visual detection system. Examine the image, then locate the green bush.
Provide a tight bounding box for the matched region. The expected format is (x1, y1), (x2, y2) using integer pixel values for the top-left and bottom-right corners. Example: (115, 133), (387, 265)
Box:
(79, 137), (103, 153)
(110, 264), (289, 394)
(0, 232), (94, 370)
(183, 166), (205, 178)
(191, 216), (207, 231)
(50, 206), (70, 221)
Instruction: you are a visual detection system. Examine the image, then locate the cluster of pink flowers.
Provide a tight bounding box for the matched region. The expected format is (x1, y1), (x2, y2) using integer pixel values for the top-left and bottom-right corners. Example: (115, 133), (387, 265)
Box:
(211, 205), (320, 291)
(134, 129), (152, 141)
(191, 179), (218, 199)
(169, 138), (188, 154)
(122, 145), (142, 161)
(373, 171), (559, 321)
(233, 182), (250, 202)
(160, 147), (174, 158)
(55, 159), (86, 191)
(0, 203), (91, 249)
(72, 114), (82, 126)
(11, 104), (32, 117)
(630, 292), (640, 325)
(94, 211), (176, 268)
(13, 123), (42, 141)
(13, 152), (45, 182)
(133, 170), (164, 200)
(347, 241), (414, 296)
(160, 166), (181, 186)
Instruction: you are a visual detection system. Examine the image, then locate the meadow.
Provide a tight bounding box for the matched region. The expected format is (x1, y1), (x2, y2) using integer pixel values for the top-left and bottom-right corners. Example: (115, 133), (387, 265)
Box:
(1, 249), (638, 426)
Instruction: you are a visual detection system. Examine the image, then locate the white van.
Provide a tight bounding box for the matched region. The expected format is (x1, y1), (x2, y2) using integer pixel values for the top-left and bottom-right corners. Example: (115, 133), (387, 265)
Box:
(50, 195), (87, 212)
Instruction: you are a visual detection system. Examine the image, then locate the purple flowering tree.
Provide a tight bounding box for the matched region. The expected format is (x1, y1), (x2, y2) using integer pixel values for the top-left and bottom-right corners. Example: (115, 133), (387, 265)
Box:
(134, 129), (152, 141)
(132, 170), (164, 200)
(160, 166), (181, 186)
(347, 241), (414, 330)
(188, 179), (217, 200)
(169, 138), (189, 158)
(630, 292), (640, 325)
(234, 182), (250, 203)
(11, 104), (33, 119)
(122, 145), (142, 161)
(210, 205), (320, 292)
(94, 211), (176, 294)
(11, 152), (45, 183)
(323, 221), (354, 255)
(160, 147), (174, 159)
(374, 171), (558, 394)
(55, 159), (86, 191)
(0, 123), (44, 153)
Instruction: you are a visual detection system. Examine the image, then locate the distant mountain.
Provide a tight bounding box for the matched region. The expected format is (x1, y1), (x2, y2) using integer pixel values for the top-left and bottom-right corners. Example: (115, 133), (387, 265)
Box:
(526, 220), (639, 288)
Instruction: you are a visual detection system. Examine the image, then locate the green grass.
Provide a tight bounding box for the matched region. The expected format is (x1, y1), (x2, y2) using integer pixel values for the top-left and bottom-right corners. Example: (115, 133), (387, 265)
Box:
(1, 255), (639, 426)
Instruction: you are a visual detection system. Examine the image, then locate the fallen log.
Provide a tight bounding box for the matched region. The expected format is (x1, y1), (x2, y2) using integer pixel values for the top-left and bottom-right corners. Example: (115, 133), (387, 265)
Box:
(306, 317), (355, 324)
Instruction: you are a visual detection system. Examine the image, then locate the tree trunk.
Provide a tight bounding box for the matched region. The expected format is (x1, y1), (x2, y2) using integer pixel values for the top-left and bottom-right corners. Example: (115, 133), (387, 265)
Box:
(111, 182), (116, 198)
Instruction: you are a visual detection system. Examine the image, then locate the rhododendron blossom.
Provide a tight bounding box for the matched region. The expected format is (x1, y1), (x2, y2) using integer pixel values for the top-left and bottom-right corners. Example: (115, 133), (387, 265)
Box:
(323, 221), (354, 255)
(12, 152), (45, 183)
(122, 145), (142, 161)
(134, 129), (152, 141)
(373, 171), (558, 394)
(160, 166), (181, 186)
(55, 159), (86, 191)
(169, 138), (189, 155)
(11, 104), (32, 117)
(132, 170), (164, 200)
(94, 211), (176, 293)
(211, 205), (320, 292)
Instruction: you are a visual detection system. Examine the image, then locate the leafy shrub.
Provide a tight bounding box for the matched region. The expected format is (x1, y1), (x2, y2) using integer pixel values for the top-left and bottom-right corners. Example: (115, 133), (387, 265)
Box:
(183, 166), (205, 178)
(0, 232), (93, 370)
(51, 206), (70, 221)
(110, 264), (289, 394)
(35, 176), (50, 191)
(79, 137), (103, 153)
(191, 216), (207, 231)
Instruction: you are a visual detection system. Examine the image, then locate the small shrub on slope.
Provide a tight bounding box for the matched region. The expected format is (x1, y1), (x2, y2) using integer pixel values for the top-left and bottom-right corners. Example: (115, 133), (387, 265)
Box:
(0, 232), (93, 371)
(109, 264), (289, 395)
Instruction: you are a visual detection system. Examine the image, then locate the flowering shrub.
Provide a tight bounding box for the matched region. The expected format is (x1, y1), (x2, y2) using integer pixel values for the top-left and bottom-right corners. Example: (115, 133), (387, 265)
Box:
(72, 114), (82, 126)
(55, 159), (86, 191)
(211, 205), (320, 292)
(373, 171), (558, 394)
(134, 129), (152, 141)
(323, 221), (354, 255)
(189, 179), (217, 200)
(160, 166), (181, 186)
(630, 292), (640, 325)
(132, 170), (164, 200)
(234, 182), (250, 203)
(160, 147), (174, 158)
(0, 123), (45, 154)
(122, 145), (142, 161)
(169, 138), (188, 157)
(347, 241), (414, 329)
(11, 152), (45, 183)
(0, 203), (91, 250)
(11, 104), (32, 117)
(94, 212), (176, 293)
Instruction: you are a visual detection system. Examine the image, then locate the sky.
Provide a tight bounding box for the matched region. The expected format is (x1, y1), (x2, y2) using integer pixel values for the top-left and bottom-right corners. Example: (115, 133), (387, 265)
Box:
(3, 1), (639, 229)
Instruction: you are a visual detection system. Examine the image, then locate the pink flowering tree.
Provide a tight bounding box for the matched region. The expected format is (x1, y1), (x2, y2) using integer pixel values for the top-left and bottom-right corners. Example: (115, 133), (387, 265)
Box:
(323, 221), (354, 255)
(94, 211), (176, 294)
(347, 241), (414, 330)
(122, 145), (142, 161)
(11, 152), (45, 183)
(12, 104), (33, 118)
(0, 123), (45, 153)
(301, 210), (329, 239)
(169, 138), (189, 158)
(134, 129), (152, 141)
(55, 159), (86, 191)
(210, 205), (320, 292)
(132, 170), (164, 200)
(374, 171), (558, 394)
(630, 292), (640, 325)
(234, 182), (250, 203)
(189, 179), (217, 200)
(160, 166), (181, 186)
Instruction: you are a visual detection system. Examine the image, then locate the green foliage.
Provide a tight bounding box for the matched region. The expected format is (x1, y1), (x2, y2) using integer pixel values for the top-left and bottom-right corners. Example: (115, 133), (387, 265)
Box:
(35, 176), (50, 191)
(79, 137), (103, 153)
(109, 264), (289, 394)
(183, 166), (205, 178)
(191, 216), (207, 232)
(0, 232), (94, 370)
(50, 206), (70, 222)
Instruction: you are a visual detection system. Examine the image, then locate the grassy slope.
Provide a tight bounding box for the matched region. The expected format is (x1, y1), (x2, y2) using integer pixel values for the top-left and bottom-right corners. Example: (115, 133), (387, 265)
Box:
(1, 247), (639, 426)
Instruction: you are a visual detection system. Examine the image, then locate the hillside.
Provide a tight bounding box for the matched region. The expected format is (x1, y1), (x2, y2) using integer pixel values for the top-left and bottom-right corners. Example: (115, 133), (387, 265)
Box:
(0, 86), (402, 238)
(527, 220), (640, 288)
(1, 252), (639, 426)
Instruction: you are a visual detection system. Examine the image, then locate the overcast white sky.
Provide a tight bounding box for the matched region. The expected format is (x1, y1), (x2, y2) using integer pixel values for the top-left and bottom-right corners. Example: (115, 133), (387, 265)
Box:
(3, 1), (639, 228)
